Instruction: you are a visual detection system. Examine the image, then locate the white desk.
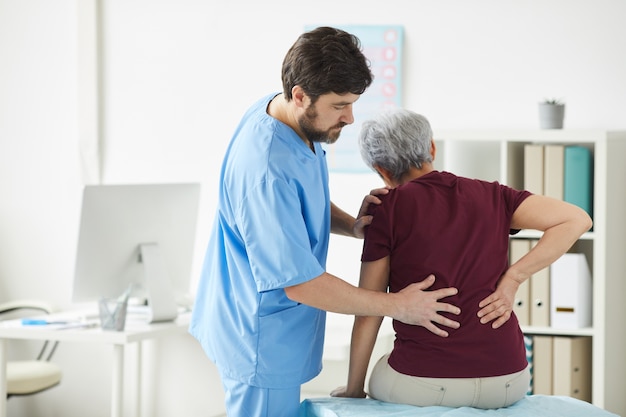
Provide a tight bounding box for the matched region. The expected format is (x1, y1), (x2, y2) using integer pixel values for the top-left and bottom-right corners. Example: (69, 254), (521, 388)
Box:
(0, 310), (191, 417)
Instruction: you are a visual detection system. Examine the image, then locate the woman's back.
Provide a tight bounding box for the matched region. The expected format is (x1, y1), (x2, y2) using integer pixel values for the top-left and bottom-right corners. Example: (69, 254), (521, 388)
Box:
(362, 170), (530, 378)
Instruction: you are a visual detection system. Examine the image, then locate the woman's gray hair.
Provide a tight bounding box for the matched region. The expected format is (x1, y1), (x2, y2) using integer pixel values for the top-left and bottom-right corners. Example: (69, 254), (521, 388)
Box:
(358, 109), (433, 181)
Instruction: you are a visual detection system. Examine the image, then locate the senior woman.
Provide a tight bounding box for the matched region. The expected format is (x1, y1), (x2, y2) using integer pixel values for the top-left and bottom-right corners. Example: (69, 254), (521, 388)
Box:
(332, 109), (592, 408)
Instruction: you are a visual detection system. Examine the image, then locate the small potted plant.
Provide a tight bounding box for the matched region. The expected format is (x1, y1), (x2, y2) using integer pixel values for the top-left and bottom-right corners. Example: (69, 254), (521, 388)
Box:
(538, 98), (565, 129)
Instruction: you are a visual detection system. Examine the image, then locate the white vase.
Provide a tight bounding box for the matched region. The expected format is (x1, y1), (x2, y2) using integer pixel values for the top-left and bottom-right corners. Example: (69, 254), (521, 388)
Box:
(538, 103), (565, 129)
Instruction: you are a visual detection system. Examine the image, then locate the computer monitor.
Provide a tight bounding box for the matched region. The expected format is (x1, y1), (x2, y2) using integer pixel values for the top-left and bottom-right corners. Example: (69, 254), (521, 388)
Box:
(72, 183), (201, 322)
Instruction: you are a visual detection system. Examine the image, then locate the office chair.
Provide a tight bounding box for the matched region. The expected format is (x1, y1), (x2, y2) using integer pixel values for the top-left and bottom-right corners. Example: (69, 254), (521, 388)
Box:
(0, 300), (62, 397)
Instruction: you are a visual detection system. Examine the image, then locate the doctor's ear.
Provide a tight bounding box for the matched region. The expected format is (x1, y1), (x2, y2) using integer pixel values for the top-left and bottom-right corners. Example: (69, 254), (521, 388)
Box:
(292, 86), (308, 108)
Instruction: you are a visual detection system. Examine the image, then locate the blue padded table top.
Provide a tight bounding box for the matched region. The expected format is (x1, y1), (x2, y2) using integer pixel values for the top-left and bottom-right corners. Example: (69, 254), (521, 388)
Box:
(299, 395), (619, 417)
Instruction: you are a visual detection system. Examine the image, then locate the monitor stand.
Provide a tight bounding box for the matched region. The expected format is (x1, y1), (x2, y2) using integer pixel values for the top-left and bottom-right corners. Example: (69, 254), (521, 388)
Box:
(139, 243), (179, 323)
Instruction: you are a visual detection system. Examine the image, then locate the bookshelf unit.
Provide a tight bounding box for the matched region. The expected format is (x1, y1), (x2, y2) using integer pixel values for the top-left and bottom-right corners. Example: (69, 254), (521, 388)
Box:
(433, 129), (626, 415)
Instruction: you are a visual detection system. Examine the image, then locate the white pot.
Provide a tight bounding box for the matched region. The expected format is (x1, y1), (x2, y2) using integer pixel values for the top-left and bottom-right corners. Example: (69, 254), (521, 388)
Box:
(538, 103), (565, 129)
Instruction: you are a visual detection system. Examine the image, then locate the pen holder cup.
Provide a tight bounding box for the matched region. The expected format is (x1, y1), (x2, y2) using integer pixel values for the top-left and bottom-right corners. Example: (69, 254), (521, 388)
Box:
(98, 297), (128, 331)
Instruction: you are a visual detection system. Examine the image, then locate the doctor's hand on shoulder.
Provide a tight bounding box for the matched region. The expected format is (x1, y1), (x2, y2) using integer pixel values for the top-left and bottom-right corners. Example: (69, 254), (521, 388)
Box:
(352, 186), (389, 238)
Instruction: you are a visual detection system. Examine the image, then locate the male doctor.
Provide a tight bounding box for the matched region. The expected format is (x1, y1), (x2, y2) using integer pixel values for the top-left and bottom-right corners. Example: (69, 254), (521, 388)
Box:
(189, 26), (461, 417)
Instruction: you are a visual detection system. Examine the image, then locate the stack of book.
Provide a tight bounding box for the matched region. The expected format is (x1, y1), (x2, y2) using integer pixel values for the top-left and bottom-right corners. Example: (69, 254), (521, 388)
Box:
(511, 240), (592, 329)
(512, 143), (594, 329)
(523, 143), (593, 218)
(516, 143), (594, 403)
(525, 335), (592, 403)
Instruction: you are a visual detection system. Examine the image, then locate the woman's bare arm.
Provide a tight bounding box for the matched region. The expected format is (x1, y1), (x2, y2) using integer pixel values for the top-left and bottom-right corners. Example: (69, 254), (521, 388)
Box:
(478, 194), (592, 328)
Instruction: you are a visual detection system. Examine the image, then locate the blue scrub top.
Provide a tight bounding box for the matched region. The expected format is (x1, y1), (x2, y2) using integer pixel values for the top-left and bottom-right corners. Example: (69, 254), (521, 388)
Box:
(190, 93), (330, 388)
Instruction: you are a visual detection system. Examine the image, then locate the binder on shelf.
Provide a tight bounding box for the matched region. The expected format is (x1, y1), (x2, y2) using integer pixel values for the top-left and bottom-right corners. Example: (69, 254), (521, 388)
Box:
(532, 335), (553, 395)
(510, 239), (531, 326)
(553, 336), (592, 402)
(550, 253), (592, 329)
(530, 240), (550, 327)
(543, 145), (565, 200)
(524, 144), (544, 195)
(564, 146), (593, 218)
(524, 335), (533, 395)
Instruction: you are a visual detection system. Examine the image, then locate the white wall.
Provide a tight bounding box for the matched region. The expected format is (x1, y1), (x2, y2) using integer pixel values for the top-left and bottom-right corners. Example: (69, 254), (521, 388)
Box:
(1, 0), (625, 416)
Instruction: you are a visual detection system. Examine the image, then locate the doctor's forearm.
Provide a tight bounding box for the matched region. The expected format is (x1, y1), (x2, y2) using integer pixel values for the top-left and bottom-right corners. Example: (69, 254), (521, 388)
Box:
(284, 272), (399, 318)
(330, 202), (357, 237)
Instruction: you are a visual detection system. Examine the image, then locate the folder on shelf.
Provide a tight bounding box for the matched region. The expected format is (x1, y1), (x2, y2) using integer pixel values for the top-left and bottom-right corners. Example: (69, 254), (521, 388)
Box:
(532, 335), (553, 395)
(544, 145), (565, 200)
(510, 239), (531, 326)
(553, 336), (592, 402)
(524, 335), (534, 395)
(564, 146), (593, 218)
(524, 144), (544, 195)
(550, 253), (592, 329)
(530, 240), (550, 327)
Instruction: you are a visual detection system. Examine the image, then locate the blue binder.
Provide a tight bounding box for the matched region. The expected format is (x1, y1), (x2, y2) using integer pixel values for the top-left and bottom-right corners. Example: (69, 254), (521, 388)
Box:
(564, 146), (593, 219)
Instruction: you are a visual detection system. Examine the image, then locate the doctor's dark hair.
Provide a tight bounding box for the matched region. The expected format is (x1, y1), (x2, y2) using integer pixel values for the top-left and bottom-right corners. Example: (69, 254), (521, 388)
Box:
(358, 109), (434, 181)
(281, 26), (373, 104)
